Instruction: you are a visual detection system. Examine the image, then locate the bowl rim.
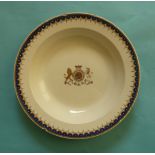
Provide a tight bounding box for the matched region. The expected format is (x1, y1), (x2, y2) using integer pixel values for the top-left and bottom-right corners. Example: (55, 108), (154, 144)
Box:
(14, 12), (140, 139)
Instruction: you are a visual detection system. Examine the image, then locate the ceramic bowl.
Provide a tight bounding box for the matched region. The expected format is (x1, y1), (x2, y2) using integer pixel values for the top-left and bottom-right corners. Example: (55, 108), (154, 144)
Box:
(14, 13), (140, 139)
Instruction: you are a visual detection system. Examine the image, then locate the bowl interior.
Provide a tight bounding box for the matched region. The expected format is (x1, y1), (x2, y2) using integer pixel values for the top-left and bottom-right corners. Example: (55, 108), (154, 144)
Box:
(29, 28), (125, 124)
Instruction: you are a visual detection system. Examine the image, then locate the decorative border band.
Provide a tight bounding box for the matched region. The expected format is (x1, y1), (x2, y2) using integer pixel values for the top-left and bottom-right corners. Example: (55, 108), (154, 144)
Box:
(14, 13), (140, 139)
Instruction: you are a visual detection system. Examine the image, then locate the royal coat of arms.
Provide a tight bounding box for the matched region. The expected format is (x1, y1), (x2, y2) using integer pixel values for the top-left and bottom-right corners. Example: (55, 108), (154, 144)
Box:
(64, 65), (93, 86)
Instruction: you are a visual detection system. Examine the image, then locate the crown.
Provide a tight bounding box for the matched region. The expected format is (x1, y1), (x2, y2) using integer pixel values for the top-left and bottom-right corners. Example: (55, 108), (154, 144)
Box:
(75, 65), (82, 68)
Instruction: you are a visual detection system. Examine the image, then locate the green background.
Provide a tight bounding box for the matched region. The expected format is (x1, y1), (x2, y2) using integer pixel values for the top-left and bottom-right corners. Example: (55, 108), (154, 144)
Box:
(0, 1), (154, 153)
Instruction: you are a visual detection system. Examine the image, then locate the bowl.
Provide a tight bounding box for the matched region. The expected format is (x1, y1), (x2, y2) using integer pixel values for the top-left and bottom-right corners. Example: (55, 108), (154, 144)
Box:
(14, 13), (140, 139)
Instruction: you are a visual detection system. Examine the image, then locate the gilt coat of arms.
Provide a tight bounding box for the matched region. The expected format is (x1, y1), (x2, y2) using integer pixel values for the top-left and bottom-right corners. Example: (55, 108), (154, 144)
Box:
(64, 65), (93, 86)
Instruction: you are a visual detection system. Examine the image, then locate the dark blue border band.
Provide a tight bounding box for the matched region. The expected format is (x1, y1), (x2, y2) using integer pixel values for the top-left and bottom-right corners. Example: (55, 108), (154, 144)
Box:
(15, 13), (140, 139)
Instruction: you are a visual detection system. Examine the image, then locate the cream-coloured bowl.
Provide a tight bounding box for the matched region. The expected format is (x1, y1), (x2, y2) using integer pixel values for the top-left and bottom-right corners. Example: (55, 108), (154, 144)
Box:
(14, 13), (140, 139)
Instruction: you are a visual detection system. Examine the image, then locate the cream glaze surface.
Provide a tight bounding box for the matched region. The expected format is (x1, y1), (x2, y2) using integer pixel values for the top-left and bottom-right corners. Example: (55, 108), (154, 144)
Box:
(19, 18), (136, 132)
(29, 28), (124, 124)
